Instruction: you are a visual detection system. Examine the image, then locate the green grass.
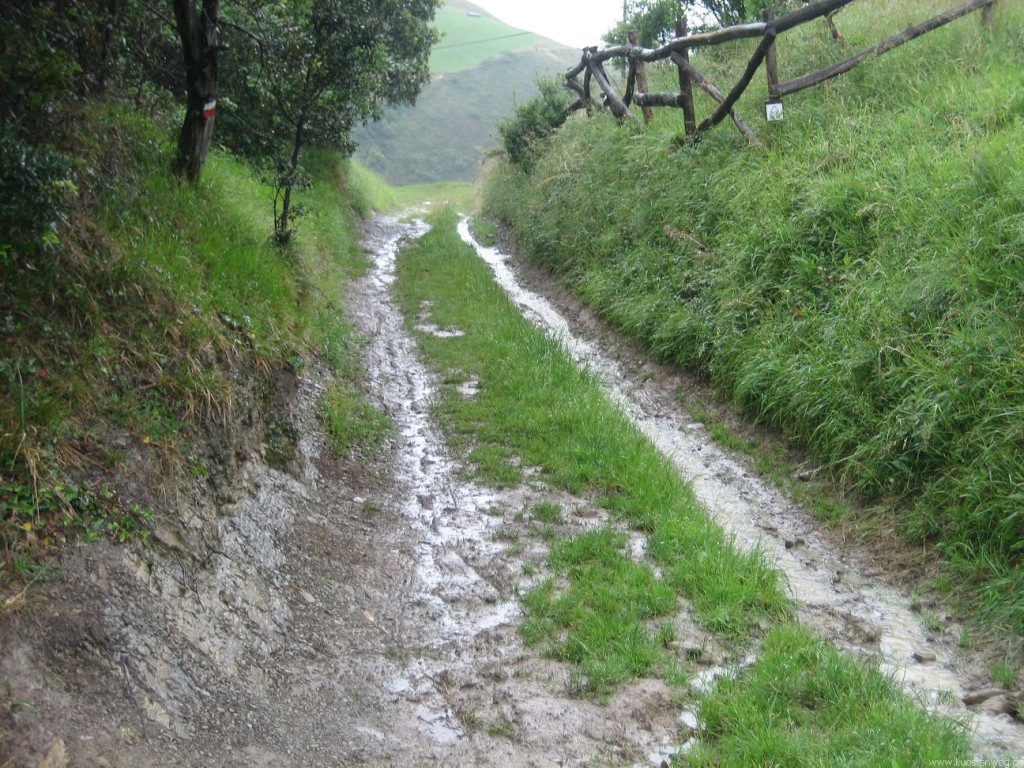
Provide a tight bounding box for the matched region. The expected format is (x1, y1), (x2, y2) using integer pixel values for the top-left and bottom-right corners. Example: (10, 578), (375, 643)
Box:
(322, 381), (391, 458)
(345, 158), (397, 216)
(396, 208), (788, 639)
(392, 210), (968, 762)
(0, 106), (378, 589)
(522, 530), (678, 692)
(688, 623), (969, 766)
(391, 180), (478, 214)
(482, 0), (1024, 642)
(531, 501), (563, 524)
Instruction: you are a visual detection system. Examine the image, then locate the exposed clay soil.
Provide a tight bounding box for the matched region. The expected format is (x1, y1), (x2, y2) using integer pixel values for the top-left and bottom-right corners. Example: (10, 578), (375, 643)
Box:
(0, 214), (1021, 768)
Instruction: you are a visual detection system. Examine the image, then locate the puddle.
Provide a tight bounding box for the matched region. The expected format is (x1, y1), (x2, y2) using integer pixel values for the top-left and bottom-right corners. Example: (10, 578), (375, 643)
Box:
(355, 216), (519, 738)
(457, 217), (1024, 759)
(347, 215), (707, 765)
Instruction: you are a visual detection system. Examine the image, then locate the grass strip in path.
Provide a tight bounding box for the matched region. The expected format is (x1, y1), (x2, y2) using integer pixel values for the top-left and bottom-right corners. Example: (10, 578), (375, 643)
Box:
(394, 209), (970, 763)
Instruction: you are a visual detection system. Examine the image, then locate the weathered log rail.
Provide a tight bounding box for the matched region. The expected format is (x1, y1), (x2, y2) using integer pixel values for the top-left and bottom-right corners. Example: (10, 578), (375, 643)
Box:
(564, 0), (997, 145)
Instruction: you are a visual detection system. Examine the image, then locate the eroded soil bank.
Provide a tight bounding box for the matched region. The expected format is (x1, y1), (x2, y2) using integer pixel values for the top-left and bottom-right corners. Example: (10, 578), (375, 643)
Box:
(1, 213), (1021, 767)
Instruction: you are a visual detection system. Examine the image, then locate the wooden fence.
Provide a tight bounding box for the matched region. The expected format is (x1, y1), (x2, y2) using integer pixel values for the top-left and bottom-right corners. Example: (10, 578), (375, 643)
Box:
(564, 0), (998, 146)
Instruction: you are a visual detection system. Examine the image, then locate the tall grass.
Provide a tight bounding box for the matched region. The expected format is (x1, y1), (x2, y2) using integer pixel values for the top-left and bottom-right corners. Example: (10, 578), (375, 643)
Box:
(483, 0), (1024, 636)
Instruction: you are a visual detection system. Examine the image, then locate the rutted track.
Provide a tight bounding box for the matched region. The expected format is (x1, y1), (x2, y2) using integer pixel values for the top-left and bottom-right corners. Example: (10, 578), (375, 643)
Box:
(1, 212), (1020, 767)
(455, 217), (1024, 760)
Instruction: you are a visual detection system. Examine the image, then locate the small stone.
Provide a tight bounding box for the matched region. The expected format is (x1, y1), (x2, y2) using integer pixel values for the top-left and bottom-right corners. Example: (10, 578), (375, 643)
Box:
(36, 739), (69, 768)
(797, 469), (814, 482)
(981, 695), (1016, 716)
(679, 710), (699, 732)
(962, 688), (1005, 706)
(912, 650), (937, 663)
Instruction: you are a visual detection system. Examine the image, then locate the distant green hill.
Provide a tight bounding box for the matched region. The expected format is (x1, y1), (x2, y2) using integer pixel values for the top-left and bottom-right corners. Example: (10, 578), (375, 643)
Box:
(352, 0), (578, 185)
(431, 2), (541, 73)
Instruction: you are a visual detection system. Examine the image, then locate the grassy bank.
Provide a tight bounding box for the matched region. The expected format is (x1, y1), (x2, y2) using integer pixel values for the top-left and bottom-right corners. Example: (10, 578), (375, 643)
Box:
(394, 210), (968, 763)
(483, 0), (1024, 640)
(0, 107), (378, 588)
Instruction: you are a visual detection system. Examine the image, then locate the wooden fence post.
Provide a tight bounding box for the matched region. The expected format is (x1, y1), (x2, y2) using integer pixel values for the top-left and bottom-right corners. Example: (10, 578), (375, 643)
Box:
(628, 30), (655, 123)
(763, 9), (780, 94)
(675, 17), (697, 136)
(982, 0), (995, 29)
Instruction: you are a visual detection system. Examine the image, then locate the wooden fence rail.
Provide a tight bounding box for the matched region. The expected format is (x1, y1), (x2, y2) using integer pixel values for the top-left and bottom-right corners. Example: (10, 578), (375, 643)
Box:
(563, 0), (997, 145)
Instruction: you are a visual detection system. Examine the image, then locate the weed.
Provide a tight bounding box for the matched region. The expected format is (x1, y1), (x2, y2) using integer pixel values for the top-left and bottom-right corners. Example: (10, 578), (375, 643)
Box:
(469, 217), (498, 247)
(958, 626), (971, 650)
(493, 527), (520, 542)
(531, 501), (563, 524)
(990, 660), (1017, 689)
(458, 708), (480, 731)
(321, 382), (391, 458)
(265, 415), (298, 470)
(535, 526), (558, 542)
(485, 713), (515, 738)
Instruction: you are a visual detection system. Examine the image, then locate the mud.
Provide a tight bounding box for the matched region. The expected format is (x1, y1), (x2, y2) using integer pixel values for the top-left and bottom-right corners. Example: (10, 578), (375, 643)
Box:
(1, 211), (1020, 767)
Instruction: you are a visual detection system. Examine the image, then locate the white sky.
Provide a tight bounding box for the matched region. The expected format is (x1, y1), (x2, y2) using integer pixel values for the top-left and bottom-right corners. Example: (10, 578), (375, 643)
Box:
(466, 0), (626, 49)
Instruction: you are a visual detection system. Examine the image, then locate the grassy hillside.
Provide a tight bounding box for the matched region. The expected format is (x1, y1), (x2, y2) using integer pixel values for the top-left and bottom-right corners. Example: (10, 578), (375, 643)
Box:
(431, 2), (541, 73)
(483, 0), (1024, 641)
(0, 107), (381, 588)
(353, 0), (579, 185)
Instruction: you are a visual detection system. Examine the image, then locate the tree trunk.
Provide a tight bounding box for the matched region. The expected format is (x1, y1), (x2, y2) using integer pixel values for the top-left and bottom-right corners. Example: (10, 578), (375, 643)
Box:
(172, 0), (219, 184)
(276, 120), (305, 243)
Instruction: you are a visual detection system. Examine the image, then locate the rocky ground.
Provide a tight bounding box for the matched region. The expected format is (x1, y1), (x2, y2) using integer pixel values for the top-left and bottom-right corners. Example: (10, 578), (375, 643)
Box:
(0, 214), (1021, 767)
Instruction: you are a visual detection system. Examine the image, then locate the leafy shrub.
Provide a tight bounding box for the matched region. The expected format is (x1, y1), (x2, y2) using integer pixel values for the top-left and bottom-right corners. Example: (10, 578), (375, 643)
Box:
(497, 78), (574, 172)
(0, 128), (75, 261)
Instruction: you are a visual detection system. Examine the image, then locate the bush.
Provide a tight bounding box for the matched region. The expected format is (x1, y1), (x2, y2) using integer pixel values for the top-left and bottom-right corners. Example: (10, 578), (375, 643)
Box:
(497, 78), (574, 172)
(0, 129), (75, 261)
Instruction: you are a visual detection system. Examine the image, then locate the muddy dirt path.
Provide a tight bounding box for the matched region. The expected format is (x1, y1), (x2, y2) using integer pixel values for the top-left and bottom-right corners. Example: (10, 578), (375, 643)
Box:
(2, 212), (1020, 767)
(454, 217), (1024, 760)
(0, 215), (709, 768)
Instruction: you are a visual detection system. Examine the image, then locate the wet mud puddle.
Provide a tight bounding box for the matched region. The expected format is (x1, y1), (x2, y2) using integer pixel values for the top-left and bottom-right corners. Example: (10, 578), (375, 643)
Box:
(456, 218), (1024, 759)
(355, 215), (511, 748)
(353, 215), (700, 766)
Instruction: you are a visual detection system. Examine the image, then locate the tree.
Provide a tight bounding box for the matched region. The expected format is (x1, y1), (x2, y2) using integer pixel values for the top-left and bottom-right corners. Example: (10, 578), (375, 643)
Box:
(172, 0), (220, 184)
(701, 0), (776, 27)
(604, 0), (776, 47)
(604, 0), (682, 47)
(222, 0), (438, 241)
(497, 78), (574, 173)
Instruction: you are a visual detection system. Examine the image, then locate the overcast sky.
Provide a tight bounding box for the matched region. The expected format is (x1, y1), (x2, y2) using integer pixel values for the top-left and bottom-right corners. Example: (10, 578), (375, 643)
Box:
(465, 0), (626, 49)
